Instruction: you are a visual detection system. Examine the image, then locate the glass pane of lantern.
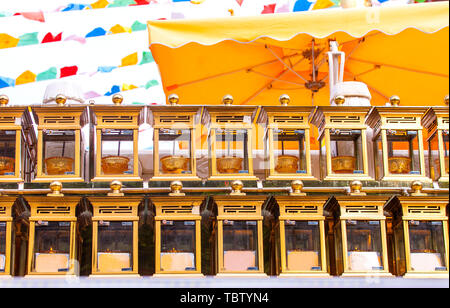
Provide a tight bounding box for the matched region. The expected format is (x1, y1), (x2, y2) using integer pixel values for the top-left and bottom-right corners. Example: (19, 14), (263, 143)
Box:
(346, 220), (384, 271)
(160, 220), (196, 271)
(334, 221), (344, 274)
(428, 132), (440, 180)
(97, 221), (133, 272)
(43, 130), (75, 176)
(330, 129), (363, 174)
(443, 129), (449, 175)
(0, 222), (6, 272)
(33, 221), (70, 273)
(223, 220), (258, 271)
(393, 222), (406, 275)
(273, 130), (306, 174)
(386, 129), (420, 175)
(284, 220), (321, 271)
(215, 129), (248, 174)
(374, 135), (384, 179)
(158, 129), (192, 175)
(101, 129), (134, 175)
(408, 221), (447, 272)
(0, 130), (16, 176)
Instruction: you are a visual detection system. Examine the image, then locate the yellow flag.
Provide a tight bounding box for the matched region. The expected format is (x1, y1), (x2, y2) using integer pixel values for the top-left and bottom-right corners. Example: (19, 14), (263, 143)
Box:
(122, 83), (138, 91)
(0, 33), (19, 49)
(312, 0), (335, 10)
(110, 24), (132, 34)
(91, 0), (110, 9)
(120, 52), (138, 67)
(15, 70), (36, 85)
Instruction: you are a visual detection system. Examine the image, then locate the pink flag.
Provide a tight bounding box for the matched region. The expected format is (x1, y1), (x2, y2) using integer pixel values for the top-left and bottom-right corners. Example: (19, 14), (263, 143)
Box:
(84, 91), (101, 99)
(18, 11), (45, 22)
(236, 0), (244, 6)
(64, 35), (86, 44)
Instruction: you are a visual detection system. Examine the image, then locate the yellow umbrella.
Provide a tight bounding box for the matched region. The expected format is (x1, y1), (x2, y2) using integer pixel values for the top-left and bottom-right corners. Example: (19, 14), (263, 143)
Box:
(147, 2), (448, 107)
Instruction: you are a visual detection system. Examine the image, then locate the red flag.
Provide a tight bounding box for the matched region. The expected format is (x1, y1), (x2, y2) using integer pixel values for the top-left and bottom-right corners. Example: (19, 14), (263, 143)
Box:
(60, 66), (78, 78)
(236, 0), (244, 6)
(132, 0), (150, 5)
(42, 32), (62, 43)
(17, 11), (45, 22)
(262, 4), (276, 14)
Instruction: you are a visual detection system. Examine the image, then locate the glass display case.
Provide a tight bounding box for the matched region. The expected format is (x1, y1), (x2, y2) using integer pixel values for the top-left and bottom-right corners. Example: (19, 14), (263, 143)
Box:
(150, 106), (202, 181)
(423, 106), (449, 183)
(367, 106), (431, 182)
(0, 197), (14, 277)
(91, 102), (144, 182)
(268, 196), (329, 276)
(259, 106), (316, 180)
(32, 106), (87, 182)
(0, 103), (26, 183)
(311, 106), (373, 181)
(152, 196), (204, 276)
(385, 196), (449, 278)
(89, 196), (142, 276)
(25, 196), (80, 276)
(205, 105), (259, 181)
(212, 196), (267, 276)
(325, 196), (391, 276)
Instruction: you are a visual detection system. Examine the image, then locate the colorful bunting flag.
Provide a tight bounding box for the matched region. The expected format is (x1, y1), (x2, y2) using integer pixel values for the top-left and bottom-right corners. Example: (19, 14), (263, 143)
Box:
(42, 32), (62, 43)
(36, 67), (58, 81)
(15, 70), (37, 85)
(17, 32), (39, 46)
(139, 51), (154, 65)
(91, 0), (110, 9)
(0, 33), (19, 49)
(0, 76), (15, 89)
(108, 0), (137, 8)
(60, 66), (79, 78)
(145, 79), (159, 89)
(110, 24), (132, 34)
(105, 85), (121, 96)
(97, 66), (118, 73)
(131, 21), (147, 31)
(17, 11), (45, 23)
(62, 4), (87, 11)
(120, 52), (138, 67)
(293, 0), (312, 11)
(64, 34), (87, 44)
(85, 27), (107, 38)
(262, 4), (276, 14)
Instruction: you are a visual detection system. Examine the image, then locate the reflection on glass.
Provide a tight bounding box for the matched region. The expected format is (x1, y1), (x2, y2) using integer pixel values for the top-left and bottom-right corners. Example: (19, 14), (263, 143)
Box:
(428, 131), (440, 180)
(101, 129), (133, 175)
(273, 129), (306, 174)
(346, 220), (383, 271)
(159, 129), (192, 175)
(160, 220), (196, 271)
(0, 130), (16, 176)
(285, 220), (321, 271)
(223, 220), (258, 271)
(97, 221), (133, 272)
(386, 129), (420, 175)
(0, 222), (6, 272)
(330, 129), (363, 174)
(33, 221), (70, 273)
(43, 130), (75, 176)
(215, 129), (248, 174)
(409, 221), (447, 272)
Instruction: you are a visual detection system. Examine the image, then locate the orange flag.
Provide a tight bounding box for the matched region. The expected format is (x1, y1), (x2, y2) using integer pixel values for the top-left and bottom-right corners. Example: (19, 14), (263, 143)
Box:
(15, 70), (37, 85)
(120, 52), (138, 67)
(0, 34), (20, 49)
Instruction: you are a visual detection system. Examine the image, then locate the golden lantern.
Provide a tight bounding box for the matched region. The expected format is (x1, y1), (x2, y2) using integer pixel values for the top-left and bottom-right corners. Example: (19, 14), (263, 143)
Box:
(90, 98), (144, 182)
(385, 195), (449, 278)
(422, 103), (449, 183)
(24, 196), (81, 277)
(325, 196), (392, 277)
(267, 196), (330, 277)
(366, 102), (431, 182)
(31, 105), (87, 182)
(151, 196), (205, 277)
(205, 104), (259, 181)
(88, 196), (143, 277)
(311, 106), (373, 181)
(149, 104), (202, 181)
(258, 104), (316, 180)
(211, 196), (267, 276)
(0, 197), (15, 278)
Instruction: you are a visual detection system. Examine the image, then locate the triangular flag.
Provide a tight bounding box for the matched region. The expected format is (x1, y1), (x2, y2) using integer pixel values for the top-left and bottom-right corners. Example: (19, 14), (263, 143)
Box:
(122, 83), (138, 91)
(131, 21), (147, 31)
(91, 0), (110, 9)
(120, 52), (138, 67)
(0, 76), (15, 89)
(84, 91), (101, 99)
(139, 51), (154, 65)
(85, 27), (106, 38)
(312, 0), (335, 10)
(64, 34), (86, 44)
(108, 0), (136, 7)
(105, 85), (120, 96)
(17, 32), (39, 46)
(42, 32), (62, 43)
(293, 0), (312, 12)
(15, 70), (36, 85)
(110, 24), (128, 34)
(145, 80), (159, 89)
(62, 4), (87, 11)
(0, 33), (19, 49)
(19, 11), (45, 22)
(262, 4), (276, 14)
(60, 66), (78, 78)
(236, 0), (244, 6)
(97, 66), (117, 73)
(132, 0), (150, 5)
(36, 67), (57, 81)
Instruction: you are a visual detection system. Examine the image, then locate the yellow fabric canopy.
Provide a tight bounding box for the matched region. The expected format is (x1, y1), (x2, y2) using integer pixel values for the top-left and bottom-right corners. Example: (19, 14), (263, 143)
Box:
(148, 2), (449, 106)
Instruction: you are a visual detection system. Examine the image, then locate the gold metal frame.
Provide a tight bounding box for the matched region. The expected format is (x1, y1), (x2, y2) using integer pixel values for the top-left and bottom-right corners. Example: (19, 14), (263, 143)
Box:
(88, 196), (142, 276)
(260, 107), (316, 181)
(325, 196), (392, 277)
(0, 197), (15, 277)
(274, 196), (329, 277)
(32, 106), (86, 183)
(149, 106), (202, 181)
(311, 106), (373, 181)
(152, 196), (204, 276)
(385, 196), (449, 278)
(24, 196), (81, 277)
(0, 107), (25, 183)
(91, 106), (144, 182)
(206, 106), (259, 181)
(367, 107), (431, 182)
(213, 196), (267, 276)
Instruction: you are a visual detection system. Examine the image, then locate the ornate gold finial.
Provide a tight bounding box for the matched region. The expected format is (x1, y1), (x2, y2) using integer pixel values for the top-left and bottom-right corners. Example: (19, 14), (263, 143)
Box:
(390, 95), (400, 107)
(222, 95), (234, 106)
(0, 94), (9, 107)
(290, 180), (306, 196)
(47, 181), (64, 197)
(169, 181), (185, 196)
(411, 181), (427, 196)
(108, 180), (124, 197)
(279, 94), (290, 106)
(230, 180), (246, 196)
(445, 94), (449, 106)
(349, 180), (366, 196)
(55, 94), (67, 106)
(334, 95), (345, 106)
(168, 94), (179, 106)
(112, 93), (123, 106)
